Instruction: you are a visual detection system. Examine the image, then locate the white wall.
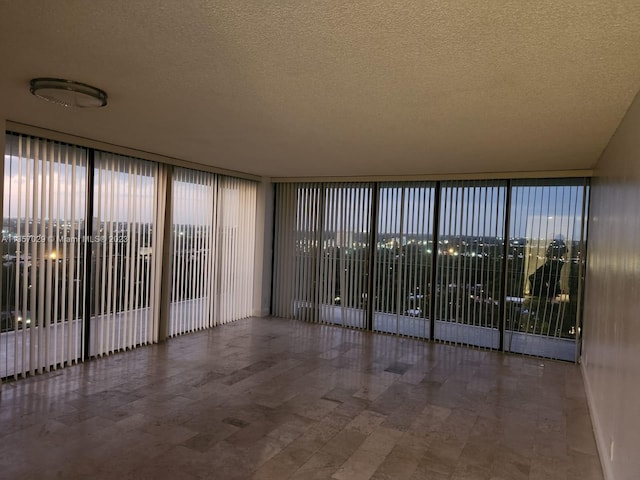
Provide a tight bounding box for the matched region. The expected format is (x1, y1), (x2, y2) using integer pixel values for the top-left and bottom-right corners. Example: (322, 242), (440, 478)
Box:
(582, 90), (640, 480)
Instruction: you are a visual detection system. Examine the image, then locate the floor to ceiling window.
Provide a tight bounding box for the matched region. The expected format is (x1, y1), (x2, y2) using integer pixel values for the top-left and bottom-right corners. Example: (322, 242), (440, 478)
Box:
(1, 134), (88, 378)
(434, 181), (507, 348)
(2, 131), (258, 380)
(373, 182), (435, 338)
(216, 176), (258, 324)
(272, 178), (589, 361)
(170, 168), (218, 336)
(504, 179), (588, 361)
(272, 183), (372, 329)
(170, 171), (257, 332)
(272, 183), (321, 322)
(317, 184), (372, 328)
(90, 152), (166, 356)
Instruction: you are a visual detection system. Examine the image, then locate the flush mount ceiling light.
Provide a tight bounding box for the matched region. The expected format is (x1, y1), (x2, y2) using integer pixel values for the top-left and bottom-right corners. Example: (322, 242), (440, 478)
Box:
(30, 78), (108, 108)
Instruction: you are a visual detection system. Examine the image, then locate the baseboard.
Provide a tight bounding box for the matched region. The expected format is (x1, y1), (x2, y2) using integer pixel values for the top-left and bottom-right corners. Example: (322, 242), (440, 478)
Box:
(581, 362), (614, 480)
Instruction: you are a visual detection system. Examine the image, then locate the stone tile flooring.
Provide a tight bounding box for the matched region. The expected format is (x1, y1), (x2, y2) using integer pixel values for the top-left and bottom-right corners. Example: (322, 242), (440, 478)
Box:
(0, 317), (603, 479)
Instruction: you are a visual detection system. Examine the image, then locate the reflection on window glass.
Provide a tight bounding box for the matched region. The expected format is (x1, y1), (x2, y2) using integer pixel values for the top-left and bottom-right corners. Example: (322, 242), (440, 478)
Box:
(505, 180), (587, 361)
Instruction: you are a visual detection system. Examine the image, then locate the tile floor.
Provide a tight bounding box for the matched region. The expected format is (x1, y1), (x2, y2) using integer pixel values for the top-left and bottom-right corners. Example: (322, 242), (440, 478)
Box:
(0, 317), (603, 480)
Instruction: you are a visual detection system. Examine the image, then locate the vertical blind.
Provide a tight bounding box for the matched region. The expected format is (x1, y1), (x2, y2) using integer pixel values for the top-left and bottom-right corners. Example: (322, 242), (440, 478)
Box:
(169, 170), (259, 333)
(170, 168), (218, 335)
(434, 181), (506, 348)
(216, 176), (257, 324)
(91, 152), (167, 356)
(1, 134), (88, 378)
(272, 179), (588, 361)
(373, 182), (435, 338)
(318, 184), (372, 328)
(505, 179), (587, 361)
(272, 183), (320, 321)
(2, 132), (259, 380)
(272, 183), (372, 328)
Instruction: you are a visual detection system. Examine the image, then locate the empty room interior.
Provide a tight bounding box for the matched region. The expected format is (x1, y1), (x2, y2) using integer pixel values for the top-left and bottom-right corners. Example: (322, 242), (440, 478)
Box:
(1, 2), (640, 480)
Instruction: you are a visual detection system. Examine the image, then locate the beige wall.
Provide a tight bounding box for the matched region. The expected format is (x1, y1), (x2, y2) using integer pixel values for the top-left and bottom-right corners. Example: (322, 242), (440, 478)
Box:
(582, 90), (640, 480)
(253, 178), (274, 317)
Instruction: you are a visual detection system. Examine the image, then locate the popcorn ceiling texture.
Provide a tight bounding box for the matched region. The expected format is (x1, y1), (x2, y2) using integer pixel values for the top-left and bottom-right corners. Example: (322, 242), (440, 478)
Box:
(1, 1), (640, 177)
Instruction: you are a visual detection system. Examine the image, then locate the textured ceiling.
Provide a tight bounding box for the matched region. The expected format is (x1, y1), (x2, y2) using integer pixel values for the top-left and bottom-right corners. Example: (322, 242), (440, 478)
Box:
(1, 1), (640, 178)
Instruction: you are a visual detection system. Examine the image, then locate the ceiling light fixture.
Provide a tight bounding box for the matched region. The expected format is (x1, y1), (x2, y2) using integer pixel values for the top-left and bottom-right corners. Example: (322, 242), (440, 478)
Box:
(30, 78), (108, 108)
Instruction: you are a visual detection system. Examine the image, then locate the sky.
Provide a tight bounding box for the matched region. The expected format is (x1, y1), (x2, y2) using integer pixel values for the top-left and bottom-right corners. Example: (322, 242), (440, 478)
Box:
(309, 184), (587, 241)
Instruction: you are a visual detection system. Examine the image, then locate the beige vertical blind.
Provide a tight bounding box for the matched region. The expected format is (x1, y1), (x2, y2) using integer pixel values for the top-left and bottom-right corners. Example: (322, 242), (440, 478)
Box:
(2, 134), (88, 378)
(170, 171), (257, 334)
(2, 132), (260, 381)
(170, 168), (218, 335)
(216, 176), (257, 324)
(272, 183), (321, 320)
(91, 152), (167, 356)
